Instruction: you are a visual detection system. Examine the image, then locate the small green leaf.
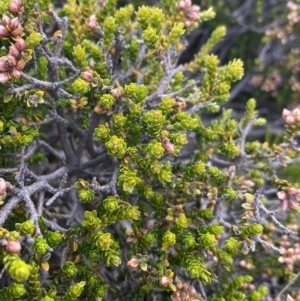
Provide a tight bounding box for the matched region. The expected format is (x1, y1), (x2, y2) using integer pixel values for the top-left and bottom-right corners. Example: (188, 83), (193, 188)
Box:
(4, 94), (13, 103)
(26, 32), (43, 48)
(140, 262), (148, 271)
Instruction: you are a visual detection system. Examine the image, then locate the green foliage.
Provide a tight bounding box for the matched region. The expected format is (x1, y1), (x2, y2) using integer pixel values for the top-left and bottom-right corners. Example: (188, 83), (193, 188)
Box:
(0, 0), (298, 301)
(3, 254), (32, 282)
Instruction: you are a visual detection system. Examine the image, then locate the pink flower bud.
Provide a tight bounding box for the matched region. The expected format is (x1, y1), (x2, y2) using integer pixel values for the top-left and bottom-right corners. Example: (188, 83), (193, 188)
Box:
(178, 0), (191, 10)
(285, 115), (296, 125)
(182, 283), (190, 291)
(0, 25), (9, 37)
(16, 59), (25, 71)
(248, 284), (255, 291)
(187, 5), (200, 21)
(11, 67), (20, 78)
(287, 295), (295, 301)
(289, 200), (298, 210)
(8, 0), (23, 15)
(0, 178), (7, 195)
(11, 24), (23, 37)
(292, 108), (300, 122)
(184, 20), (192, 28)
(175, 279), (183, 290)
(287, 187), (298, 195)
(164, 141), (175, 154)
(188, 286), (197, 297)
(9, 45), (19, 58)
(187, 11), (199, 21)
(111, 87), (122, 99)
(0, 72), (9, 83)
(282, 108), (291, 119)
(277, 191), (287, 200)
(81, 71), (93, 82)
(0, 59), (8, 72)
(2, 15), (11, 27)
(9, 17), (20, 30)
(15, 37), (26, 51)
(6, 240), (21, 253)
(280, 198), (288, 210)
(87, 14), (97, 30)
(6, 55), (16, 67)
(239, 260), (247, 267)
(98, 0), (106, 7)
(287, 2), (298, 11)
(181, 292), (188, 299)
(127, 258), (140, 269)
(159, 276), (170, 287)
(171, 295), (181, 301)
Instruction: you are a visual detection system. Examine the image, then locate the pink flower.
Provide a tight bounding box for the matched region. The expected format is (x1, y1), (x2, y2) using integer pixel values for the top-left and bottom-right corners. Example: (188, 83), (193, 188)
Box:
(16, 59), (25, 71)
(0, 59), (8, 72)
(277, 191), (287, 200)
(87, 14), (97, 30)
(9, 17), (20, 31)
(187, 5), (200, 21)
(0, 72), (9, 83)
(111, 88), (123, 99)
(159, 276), (171, 287)
(188, 286), (197, 297)
(6, 240), (21, 253)
(81, 71), (93, 82)
(285, 115), (296, 125)
(6, 55), (17, 67)
(11, 68), (21, 79)
(98, 0), (105, 7)
(163, 141), (175, 154)
(9, 45), (20, 58)
(0, 25), (9, 37)
(292, 108), (300, 122)
(184, 20), (192, 28)
(2, 15), (11, 27)
(127, 258), (140, 269)
(289, 200), (298, 210)
(277, 189), (299, 210)
(287, 187), (298, 195)
(282, 109), (291, 119)
(287, 294), (294, 301)
(8, 0), (23, 15)
(11, 24), (23, 37)
(178, 0), (192, 10)
(15, 37), (26, 51)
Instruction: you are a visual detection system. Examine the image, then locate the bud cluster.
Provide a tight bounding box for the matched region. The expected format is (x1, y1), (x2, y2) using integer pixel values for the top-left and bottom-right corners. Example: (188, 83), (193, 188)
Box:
(277, 187), (300, 210)
(278, 240), (300, 271)
(0, 10), (26, 83)
(170, 277), (201, 301)
(266, 295), (300, 301)
(0, 14), (23, 38)
(178, 0), (200, 27)
(282, 108), (300, 125)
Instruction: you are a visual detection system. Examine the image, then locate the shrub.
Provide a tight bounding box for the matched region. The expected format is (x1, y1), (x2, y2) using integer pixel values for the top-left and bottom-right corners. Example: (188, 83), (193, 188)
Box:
(0, 0), (300, 300)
